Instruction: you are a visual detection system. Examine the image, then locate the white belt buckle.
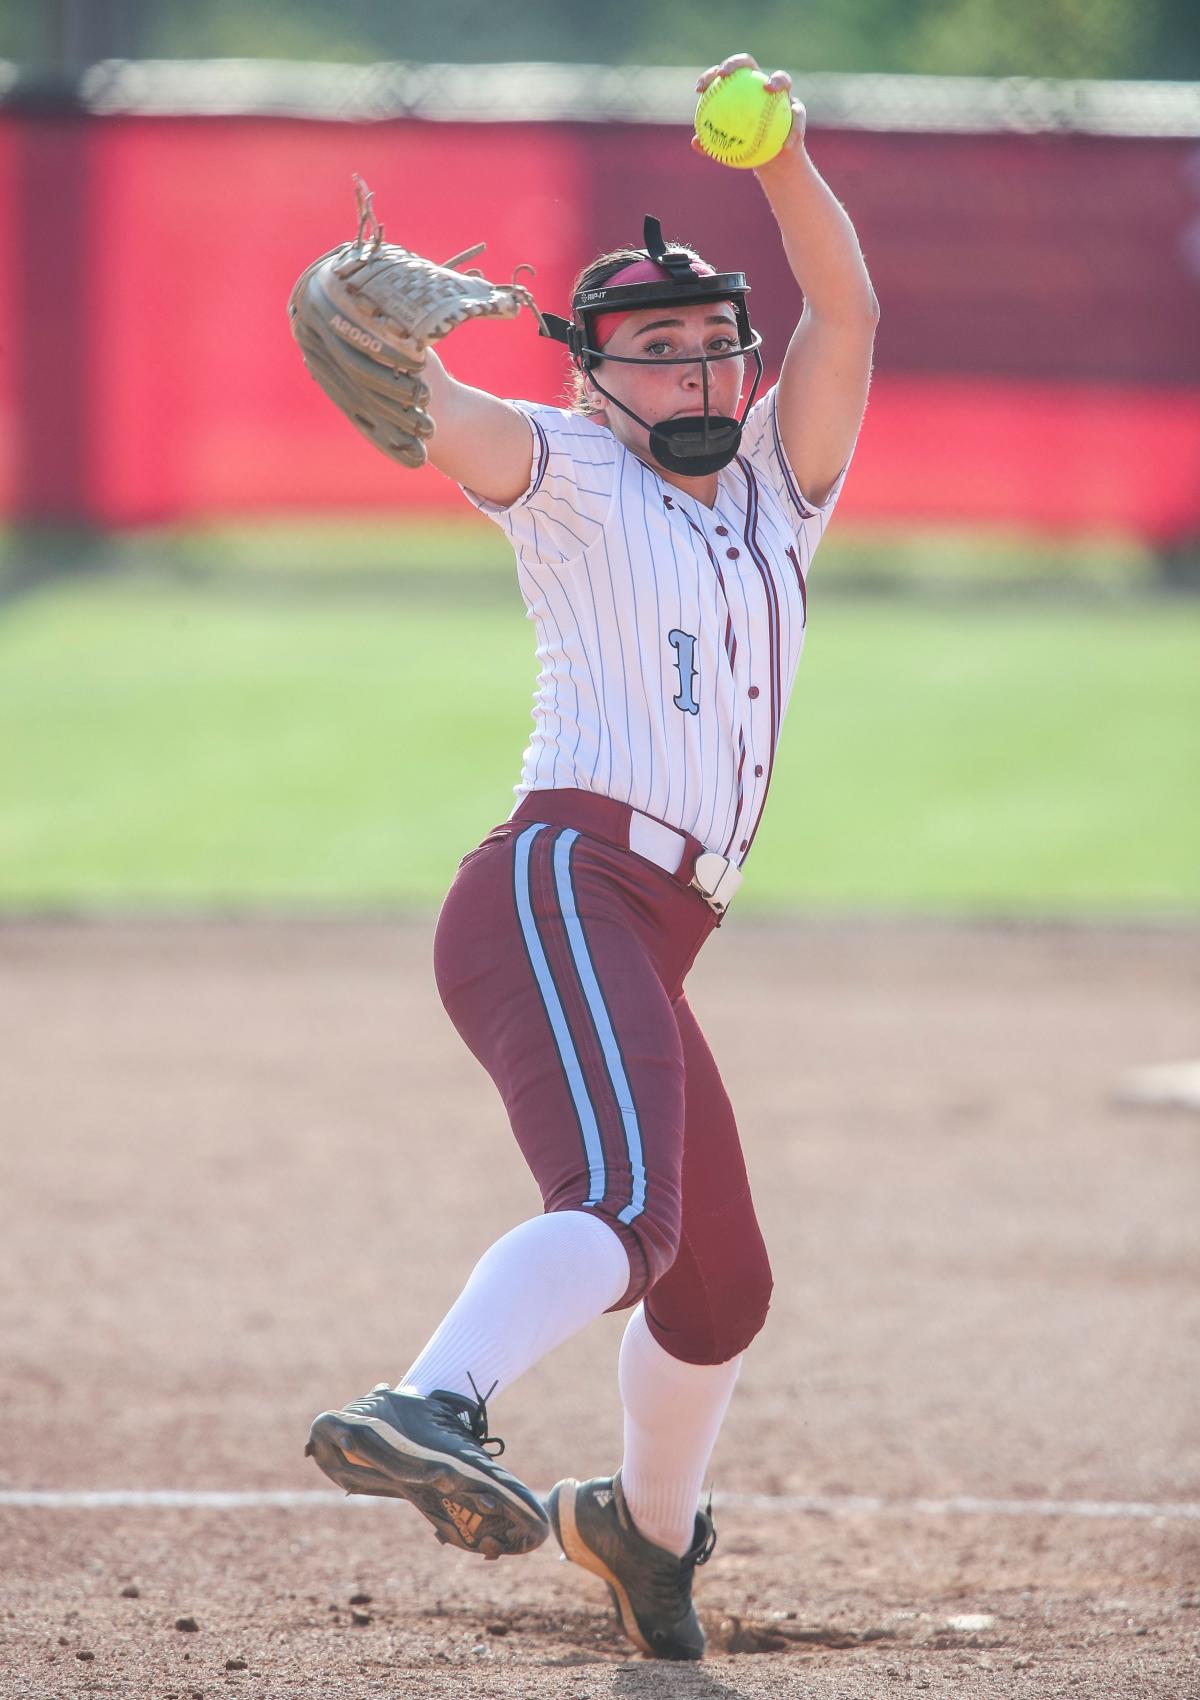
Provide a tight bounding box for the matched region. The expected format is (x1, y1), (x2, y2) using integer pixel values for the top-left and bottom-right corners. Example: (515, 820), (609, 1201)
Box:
(691, 851), (743, 917)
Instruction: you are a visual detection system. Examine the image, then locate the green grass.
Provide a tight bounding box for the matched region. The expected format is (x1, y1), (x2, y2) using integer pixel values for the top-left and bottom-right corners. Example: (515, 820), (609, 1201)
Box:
(1, 570), (1197, 914)
(0, 517), (1161, 592)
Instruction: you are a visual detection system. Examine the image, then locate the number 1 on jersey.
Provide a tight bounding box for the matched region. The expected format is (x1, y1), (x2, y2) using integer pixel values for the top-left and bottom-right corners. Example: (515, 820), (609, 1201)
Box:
(668, 629), (700, 716)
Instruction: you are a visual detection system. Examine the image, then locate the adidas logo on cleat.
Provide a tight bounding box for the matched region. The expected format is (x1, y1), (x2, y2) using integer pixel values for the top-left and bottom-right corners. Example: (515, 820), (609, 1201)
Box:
(442, 1497), (484, 1544)
(595, 1486), (613, 1508)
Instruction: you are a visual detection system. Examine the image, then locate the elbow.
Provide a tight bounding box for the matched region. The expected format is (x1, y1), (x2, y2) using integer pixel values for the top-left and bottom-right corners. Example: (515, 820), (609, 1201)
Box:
(848, 261), (880, 325)
(856, 288), (881, 357)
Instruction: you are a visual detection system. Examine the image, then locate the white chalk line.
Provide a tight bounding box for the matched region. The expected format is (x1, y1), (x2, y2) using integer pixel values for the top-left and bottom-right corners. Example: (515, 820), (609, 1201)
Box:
(1, 1489), (1196, 1520)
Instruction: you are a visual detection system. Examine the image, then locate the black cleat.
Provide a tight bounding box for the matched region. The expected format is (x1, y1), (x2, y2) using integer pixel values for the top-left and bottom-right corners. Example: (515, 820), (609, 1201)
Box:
(305, 1382), (548, 1559)
(547, 1471), (716, 1660)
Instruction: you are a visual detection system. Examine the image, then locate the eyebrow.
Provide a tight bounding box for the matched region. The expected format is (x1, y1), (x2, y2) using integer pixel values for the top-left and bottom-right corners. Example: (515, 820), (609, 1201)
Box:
(633, 314), (737, 336)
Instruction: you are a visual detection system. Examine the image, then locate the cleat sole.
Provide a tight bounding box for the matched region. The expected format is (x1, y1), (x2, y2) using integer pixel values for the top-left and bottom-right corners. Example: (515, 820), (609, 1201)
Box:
(305, 1411), (547, 1558)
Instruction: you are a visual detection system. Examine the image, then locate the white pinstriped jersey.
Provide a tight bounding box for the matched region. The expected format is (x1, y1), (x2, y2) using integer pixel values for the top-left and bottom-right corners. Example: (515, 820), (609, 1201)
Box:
(462, 386), (851, 868)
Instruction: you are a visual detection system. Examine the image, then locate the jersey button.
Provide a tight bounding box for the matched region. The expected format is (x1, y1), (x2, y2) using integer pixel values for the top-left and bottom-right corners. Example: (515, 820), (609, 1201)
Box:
(755, 764), (764, 777)
(748, 685), (760, 699)
(726, 547), (740, 560)
(714, 525), (729, 536)
(740, 840), (749, 853)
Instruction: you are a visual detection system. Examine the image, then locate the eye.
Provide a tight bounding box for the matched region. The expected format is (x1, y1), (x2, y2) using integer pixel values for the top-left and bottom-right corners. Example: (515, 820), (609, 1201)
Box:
(708, 334), (738, 354)
(643, 338), (674, 358)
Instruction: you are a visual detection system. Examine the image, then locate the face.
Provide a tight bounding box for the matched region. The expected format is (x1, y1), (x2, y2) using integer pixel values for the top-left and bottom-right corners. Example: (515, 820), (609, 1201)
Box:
(584, 300), (744, 469)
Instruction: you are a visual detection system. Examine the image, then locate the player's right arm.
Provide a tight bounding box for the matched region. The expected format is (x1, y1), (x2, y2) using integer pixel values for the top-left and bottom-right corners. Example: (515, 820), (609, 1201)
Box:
(421, 349), (534, 508)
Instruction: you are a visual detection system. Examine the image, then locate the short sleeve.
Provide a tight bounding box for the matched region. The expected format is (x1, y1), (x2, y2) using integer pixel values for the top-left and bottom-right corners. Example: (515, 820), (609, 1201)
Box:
(459, 402), (617, 565)
(738, 384), (854, 543)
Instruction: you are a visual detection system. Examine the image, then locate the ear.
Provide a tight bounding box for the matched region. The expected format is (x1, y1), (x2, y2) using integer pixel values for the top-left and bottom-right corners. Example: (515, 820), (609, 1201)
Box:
(583, 372), (609, 425)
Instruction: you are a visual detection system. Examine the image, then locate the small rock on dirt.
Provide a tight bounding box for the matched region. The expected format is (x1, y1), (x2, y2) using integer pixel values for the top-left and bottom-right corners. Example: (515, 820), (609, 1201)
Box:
(350, 1609), (371, 1627)
(119, 1583), (140, 1598)
(348, 1592), (371, 1606)
(175, 1616), (199, 1633)
(76, 1650), (95, 1661)
(225, 1658), (248, 1671)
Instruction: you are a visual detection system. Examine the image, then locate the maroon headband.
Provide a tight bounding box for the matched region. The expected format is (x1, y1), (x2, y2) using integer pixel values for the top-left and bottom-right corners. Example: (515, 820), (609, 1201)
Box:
(590, 255), (718, 350)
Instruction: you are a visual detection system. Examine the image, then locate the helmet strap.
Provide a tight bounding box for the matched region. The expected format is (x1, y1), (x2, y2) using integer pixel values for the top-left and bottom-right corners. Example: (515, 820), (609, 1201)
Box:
(585, 347), (763, 478)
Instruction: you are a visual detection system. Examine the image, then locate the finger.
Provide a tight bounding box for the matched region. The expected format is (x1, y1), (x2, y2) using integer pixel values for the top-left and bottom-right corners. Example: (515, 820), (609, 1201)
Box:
(763, 69), (792, 94)
(697, 52), (758, 91)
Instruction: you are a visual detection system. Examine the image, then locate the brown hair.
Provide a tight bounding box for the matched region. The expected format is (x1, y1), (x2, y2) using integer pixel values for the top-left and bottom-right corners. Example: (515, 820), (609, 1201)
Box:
(565, 240), (715, 415)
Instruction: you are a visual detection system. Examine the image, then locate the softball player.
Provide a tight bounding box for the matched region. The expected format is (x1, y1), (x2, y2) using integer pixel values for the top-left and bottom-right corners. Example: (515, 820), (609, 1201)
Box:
(306, 54), (877, 1661)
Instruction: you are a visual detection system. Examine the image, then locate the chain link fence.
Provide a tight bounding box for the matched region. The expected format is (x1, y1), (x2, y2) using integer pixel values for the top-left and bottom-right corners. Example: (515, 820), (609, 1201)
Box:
(1, 57), (1198, 136)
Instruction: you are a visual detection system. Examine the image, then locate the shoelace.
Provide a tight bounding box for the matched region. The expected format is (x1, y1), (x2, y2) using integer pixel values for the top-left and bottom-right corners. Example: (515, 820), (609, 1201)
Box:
(642, 1506), (717, 1620)
(349, 1380), (507, 1459)
(623, 1478), (717, 1599)
(429, 1374), (506, 1458)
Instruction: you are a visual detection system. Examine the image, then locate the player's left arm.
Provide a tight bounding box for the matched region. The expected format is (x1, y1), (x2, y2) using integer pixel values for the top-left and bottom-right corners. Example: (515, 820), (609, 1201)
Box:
(696, 57), (879, 508)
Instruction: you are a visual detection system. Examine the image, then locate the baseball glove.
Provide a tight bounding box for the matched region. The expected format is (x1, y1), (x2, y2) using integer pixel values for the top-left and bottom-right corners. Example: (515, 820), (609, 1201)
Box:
(288, 176), (544, 469)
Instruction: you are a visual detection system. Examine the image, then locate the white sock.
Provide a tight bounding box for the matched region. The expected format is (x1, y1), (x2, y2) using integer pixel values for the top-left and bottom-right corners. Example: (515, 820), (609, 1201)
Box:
(618, 1304), (742, 1557)
(398, 1211), (629, 1404)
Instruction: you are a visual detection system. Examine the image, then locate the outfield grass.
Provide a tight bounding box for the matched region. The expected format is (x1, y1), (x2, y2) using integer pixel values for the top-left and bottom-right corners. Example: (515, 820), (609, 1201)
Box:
(0, 516), (1159, 592)
(1, 569), (1197, 914)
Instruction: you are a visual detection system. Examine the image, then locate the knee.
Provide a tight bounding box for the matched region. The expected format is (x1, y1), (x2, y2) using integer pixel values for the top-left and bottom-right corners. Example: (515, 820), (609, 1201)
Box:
(646, 1243), (774, 1365)
(699, 1256), (774, 1362)
(721, 1257), (774, 1356)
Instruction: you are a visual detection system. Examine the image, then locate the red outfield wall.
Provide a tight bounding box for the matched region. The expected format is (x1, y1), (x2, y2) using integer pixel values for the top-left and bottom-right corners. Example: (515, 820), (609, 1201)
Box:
(5, 112), (1200, 539)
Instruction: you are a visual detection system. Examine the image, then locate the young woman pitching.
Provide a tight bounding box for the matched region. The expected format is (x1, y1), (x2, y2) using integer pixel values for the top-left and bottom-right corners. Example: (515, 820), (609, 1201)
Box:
(303, 53), (877, 1661)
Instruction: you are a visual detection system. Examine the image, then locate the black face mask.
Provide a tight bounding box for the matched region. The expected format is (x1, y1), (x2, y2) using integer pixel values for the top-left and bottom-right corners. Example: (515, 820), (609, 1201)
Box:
(581, 338), (762, 477)
(540, 215), (765, 478)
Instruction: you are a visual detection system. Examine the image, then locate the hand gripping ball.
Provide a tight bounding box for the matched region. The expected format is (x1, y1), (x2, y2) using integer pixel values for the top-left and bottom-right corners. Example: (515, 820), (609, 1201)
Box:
(694, 67), (794, 170)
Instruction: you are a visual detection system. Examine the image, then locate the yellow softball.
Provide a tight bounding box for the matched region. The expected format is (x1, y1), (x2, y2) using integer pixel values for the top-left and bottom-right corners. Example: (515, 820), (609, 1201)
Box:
(694, 67), (794, 170)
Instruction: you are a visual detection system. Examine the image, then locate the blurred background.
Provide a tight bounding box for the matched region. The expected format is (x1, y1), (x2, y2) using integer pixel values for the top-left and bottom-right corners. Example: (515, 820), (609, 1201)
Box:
(1, 0), (1197, 916)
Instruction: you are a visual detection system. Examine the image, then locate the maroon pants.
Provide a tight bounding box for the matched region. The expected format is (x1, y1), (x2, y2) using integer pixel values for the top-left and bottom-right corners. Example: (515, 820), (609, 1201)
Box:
(432, 789), (772, 1366)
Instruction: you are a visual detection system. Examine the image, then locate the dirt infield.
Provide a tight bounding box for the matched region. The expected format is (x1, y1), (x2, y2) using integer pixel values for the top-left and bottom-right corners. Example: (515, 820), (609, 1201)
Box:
(2, 916), (1197, 1698)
